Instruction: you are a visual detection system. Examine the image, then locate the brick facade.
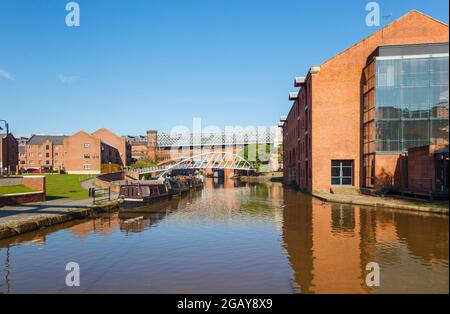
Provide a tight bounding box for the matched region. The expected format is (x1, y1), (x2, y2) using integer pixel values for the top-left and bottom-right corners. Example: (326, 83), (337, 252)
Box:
(283, 11), (449, 192)
(0, 175), (46, 206)
(0, 133), (19, 173)
(92, 128), (132, 166)
(407, 145), (447, 194)
(22, 176), (46, 192)
(19, 128), (129, 174)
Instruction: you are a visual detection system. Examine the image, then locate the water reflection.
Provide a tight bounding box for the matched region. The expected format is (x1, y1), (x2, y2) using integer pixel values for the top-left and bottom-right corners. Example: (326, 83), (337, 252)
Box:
(282, 188), (449, 293)
(0, 180), (448, 293)
(119, 191), (202, 234)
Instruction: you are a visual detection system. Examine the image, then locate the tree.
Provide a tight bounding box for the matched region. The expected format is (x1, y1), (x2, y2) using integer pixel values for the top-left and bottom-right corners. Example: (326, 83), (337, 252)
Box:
(129, 157), (157, 169)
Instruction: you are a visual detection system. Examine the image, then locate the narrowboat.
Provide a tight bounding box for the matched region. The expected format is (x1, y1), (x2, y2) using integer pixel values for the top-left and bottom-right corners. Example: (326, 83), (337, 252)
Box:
(191, 175), (204, 189)
(167, 176), (191, 195)
(117, 180), (170, 206)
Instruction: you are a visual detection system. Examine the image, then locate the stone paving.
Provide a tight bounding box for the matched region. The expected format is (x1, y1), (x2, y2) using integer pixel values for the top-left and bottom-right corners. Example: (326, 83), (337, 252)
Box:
(0, 179), (118, 240)
(312, 191), (449, 215)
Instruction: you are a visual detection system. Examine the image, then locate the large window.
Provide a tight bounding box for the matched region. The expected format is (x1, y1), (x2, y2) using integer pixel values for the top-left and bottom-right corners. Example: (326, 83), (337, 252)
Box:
(331, 160), (354, 186)
(375, 55), (449, 152)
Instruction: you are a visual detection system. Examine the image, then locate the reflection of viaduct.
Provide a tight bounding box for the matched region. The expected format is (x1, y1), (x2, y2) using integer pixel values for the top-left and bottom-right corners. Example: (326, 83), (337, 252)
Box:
(281, 189), (449, 293)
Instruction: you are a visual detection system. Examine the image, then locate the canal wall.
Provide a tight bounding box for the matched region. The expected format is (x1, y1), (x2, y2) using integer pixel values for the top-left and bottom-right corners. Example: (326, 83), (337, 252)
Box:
(0, 192), (46, 207)
(0, 176), (46, 206)
(0, 201), (118, 240)
(312, 191), (449, 215)
(240, 172), (284, 184)
(93, 172), (124, 194)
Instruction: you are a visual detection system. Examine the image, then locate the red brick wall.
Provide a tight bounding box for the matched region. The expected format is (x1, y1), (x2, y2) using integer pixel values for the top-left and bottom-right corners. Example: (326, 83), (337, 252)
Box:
(97, 172), (124, 182)
(407, 145), (447, 194)
(307, 11), (448, 192)
(146, 131), (158, 161)
(92, 128), (129, 166)
(24, 142), (64, 171)
(94, 172), (124, 193)
(0, 134), (19, 173)
(374, 154), (407, 190)
(64, 131), (102, 174)
(0, 192), (45, 206)
(22, 176), (46, 192)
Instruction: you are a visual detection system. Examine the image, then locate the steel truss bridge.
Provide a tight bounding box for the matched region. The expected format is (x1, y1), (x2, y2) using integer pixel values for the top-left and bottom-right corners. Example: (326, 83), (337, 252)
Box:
(129, 152), (255, 177)
(157, 128), (281, 148)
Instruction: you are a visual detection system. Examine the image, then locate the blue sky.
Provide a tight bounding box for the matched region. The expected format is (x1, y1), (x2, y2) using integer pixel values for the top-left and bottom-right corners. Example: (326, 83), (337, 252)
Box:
(0, 0), (448, 136)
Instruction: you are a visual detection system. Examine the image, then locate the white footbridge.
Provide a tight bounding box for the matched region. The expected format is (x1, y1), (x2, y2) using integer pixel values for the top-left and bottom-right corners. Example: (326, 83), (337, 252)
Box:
(128, 152), (255, 178)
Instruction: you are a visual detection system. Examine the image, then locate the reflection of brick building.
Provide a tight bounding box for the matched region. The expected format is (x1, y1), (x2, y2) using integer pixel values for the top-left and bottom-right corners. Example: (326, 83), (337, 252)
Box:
(19, 128), (130, 174)
(283, 11), (449, 192)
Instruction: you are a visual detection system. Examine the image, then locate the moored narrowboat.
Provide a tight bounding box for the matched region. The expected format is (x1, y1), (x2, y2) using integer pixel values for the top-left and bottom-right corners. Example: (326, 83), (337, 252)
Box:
(167, 176), (191, 195)
(118, 181), (170, 206)
(191, 175), (204, 189)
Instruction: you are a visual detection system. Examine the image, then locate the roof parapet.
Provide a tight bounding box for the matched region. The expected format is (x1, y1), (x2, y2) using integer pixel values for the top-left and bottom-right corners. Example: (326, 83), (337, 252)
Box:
(310, 66), (321, 74)
(294, 77), (306, 87)
(289, 92), (298, 101)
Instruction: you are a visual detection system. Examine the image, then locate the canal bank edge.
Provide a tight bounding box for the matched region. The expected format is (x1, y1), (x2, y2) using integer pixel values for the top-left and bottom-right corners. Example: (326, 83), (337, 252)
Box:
(311, 191), (449, 215)
(243, 178), (448, 215)
(0, 201), (119, 240)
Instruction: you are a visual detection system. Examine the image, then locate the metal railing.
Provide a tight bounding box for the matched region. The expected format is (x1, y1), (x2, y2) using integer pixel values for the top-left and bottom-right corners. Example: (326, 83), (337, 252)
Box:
(89, 187), (111, 204)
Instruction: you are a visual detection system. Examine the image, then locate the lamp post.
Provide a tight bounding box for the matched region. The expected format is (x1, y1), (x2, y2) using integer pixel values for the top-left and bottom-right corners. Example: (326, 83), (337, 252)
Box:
(0, 120), (9, 174)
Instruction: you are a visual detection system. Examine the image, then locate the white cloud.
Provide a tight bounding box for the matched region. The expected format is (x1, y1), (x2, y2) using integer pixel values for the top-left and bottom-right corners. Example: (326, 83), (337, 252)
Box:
(59, 74), (81, 84)
(0, 68), (14, 81)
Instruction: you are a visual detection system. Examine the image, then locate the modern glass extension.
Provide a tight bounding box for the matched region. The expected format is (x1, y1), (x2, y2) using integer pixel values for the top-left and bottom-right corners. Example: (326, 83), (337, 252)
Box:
(363, 49), (449, 188)
(375, 54), (449, 152)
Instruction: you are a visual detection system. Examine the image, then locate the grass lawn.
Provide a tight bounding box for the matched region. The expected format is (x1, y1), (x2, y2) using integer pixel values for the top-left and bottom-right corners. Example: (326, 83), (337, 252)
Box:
(0, 185), (36, 195)
(44, 174), (96, 200)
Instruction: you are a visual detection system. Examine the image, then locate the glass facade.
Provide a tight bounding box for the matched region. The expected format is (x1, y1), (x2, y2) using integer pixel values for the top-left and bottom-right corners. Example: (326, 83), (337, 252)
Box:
(375, 54), (449, 152)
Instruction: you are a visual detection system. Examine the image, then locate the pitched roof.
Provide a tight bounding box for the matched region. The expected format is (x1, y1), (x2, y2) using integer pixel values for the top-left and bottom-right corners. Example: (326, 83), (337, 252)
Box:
(28, 135), (65, 145)
(123, 135), (148, 143)
(0, 133), (16, 140)
(320, 10), (448, 68)
(92, 128), (121, 139)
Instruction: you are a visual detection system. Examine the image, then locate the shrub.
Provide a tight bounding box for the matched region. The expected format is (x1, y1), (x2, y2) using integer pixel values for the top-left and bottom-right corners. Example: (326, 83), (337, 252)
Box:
(101, 163), (122, 173)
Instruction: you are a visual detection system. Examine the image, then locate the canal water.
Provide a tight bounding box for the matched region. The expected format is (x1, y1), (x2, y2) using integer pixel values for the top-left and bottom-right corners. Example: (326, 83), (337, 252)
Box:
(0, 180), (448, 294)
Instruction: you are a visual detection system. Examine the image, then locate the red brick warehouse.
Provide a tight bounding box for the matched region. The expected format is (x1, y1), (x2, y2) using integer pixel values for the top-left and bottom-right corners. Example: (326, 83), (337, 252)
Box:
(282, 11), (449, 193)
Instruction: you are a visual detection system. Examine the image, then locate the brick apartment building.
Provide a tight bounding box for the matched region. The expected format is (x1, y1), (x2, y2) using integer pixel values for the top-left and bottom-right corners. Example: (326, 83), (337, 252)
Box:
(123, 135), (149, 160)
(63, 131), (122, 174)
(0, 133), (19, 174)
(19, 128), (131, 174)
(92, 128), (132, 166)
(23, 135), (65, 172)
(283, 10), (449, 193)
